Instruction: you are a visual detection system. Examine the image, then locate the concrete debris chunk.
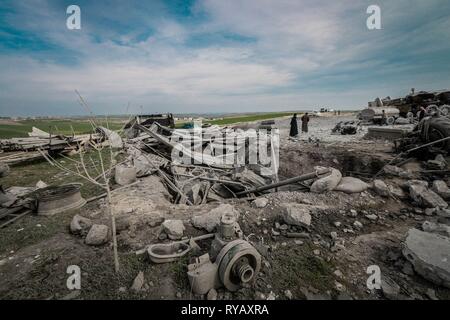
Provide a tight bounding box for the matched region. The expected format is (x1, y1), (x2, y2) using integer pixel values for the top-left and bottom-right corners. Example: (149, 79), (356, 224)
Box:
(388, 184), (407, 199)
(382, 165), (411, 178)
(310, 167), (342, 193)
(191, 204), (239, 232)
(409, 181), (448, 208)
(402, 228), (450, 288)
(162, 219), (185, 240)
(432, 180), (450, 200)
(85, 224), (109, 246)
(373, 179), (390, 197)
(333, 177), (369, 194)
(281, 203), (312, 227)
(70, 214), (92, 235)
(131, 271), (145, 291)
(422, 221), (450, 237)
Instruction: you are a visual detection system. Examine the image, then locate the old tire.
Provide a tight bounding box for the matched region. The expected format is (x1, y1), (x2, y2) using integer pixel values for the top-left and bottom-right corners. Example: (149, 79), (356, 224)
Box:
(386, 116), (395, 125)
(423, 117), (450, 151)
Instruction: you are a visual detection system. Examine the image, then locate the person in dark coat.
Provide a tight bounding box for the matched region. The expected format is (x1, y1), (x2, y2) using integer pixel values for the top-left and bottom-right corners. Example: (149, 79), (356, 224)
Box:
(418, 106), (426, 121)
(301, 113), (310, 133)
(289, 114), (299, 137)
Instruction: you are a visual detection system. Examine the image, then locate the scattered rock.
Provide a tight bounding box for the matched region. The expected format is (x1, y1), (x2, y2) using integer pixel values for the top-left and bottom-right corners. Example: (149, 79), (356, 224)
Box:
(402, 228), (450, 288)
(373, 179), (390, 197)
(383, 164), (411, 178)
(422, 221), (450, 237)
(335, 281), (345, 292)
(365, 214), (378, 221)
(131, 271), (145, 292)
(330, 231), (338, 240)
(0, 162), (10, 178)
(85, 224), (109, 246)
(284, 289), (293, 300)
(432, 180), (450, 200)
(425, 288), (439, 300)
(437, 208), (450, 218)
(310, 167), (342, 193)
(70, 214), (92, 235)
(191, 204), (239, 232)
(281, 203), (312, 227)
(349, 209), (358, 217)
(207, 288), (218, 300)
(36, 180), (48, 189)
(409, 181), (448, 208)
(266, 291), (276, 300)
(162, 219), (185, 240)
(388, 184), (407, 199)
(334, 177), (369, 194)
(253, 197), (268, 208)
(353, 221), (363, 229)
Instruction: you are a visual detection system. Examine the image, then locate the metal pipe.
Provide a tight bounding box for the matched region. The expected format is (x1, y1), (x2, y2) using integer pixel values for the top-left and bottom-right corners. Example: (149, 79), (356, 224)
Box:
(235, 168), (331, 196)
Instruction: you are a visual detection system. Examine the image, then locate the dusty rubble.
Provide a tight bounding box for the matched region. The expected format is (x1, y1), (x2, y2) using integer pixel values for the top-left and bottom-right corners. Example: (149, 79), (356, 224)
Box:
(2, 112), (450, 300)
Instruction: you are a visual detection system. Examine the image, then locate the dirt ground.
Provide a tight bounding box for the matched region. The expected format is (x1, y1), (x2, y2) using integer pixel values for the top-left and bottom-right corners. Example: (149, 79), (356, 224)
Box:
(1, 115), (449, 300)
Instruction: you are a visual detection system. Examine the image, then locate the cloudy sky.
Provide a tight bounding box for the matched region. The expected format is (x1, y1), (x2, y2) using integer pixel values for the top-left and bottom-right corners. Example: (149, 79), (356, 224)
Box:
(0, 0), (449, 116)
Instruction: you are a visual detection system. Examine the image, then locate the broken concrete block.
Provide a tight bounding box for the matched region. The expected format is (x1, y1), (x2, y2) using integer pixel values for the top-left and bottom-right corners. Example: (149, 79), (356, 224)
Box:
(432, 180), (450, 200)
(85, 224), (109, 245)
(253, 197), (269, 208)
(422, 221), (450, 237)
(281, 203), (312, 227)
(70, 214), (92, 235)
(382, 165), (411, 178)
(409, 182), (448, 208)
(191, 204), (239, 232)
(388, 184), (407, 199)
(402, 228), (450, 289)
(115, 165), (137, 186)
(333, 177), (369, 194)
(131, 271), (145, 292)
(373, 179), (390, 197)
(162, 219), (185, 240)
(310, 167), (342, 193)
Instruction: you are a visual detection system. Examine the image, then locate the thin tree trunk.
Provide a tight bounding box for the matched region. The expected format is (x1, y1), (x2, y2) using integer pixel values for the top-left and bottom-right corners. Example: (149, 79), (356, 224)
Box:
(106, 185), (120, 273)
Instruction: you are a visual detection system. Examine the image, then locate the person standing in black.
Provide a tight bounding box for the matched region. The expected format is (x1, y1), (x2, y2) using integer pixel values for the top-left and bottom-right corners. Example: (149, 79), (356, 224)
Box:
(301, 113), (310, 133)
(418, 106), (426, 121)
(289, 114), (299, 137)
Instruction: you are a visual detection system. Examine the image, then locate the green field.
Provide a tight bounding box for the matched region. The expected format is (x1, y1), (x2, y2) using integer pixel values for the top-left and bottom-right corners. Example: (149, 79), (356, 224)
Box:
(0, 119), (124, 139)
(0, 112), (301, 138)
(175, 111), (298, 128)
(206, 112), (295, 125)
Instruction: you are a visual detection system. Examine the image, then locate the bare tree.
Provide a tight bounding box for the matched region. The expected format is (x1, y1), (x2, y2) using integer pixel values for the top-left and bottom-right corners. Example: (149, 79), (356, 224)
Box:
(41, 92), (124, 273)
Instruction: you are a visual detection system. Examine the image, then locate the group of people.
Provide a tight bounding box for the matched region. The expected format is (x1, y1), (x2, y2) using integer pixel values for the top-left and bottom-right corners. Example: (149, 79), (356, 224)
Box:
(289, 113), (309, 138)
